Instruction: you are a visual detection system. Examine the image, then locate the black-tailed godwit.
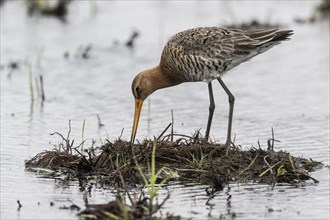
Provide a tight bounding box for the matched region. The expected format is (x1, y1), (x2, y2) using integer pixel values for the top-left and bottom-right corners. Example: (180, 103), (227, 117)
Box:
(131, 27), (293, 155)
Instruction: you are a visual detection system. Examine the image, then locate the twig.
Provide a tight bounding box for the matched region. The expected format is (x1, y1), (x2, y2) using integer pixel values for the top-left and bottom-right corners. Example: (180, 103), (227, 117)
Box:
(74, 148), (95, 172)
(162, 133), (194, 142)
(193, 128), (202, 141)
(150, 192), (170, 215)
(50, 131), (67, 142)
(271, 127), (274, 150)
(93, 149), (105, 167)
(66, 119), (72, 141)
(257, 140), (261, 150)
(267, 127), (280, 150)
(118, 128), (124, 140)
(86, 140), (96, 164)
(296, 169), (319, 183)
(171, 110), (174, 142)
(230, 140), (237, 150)
(156, 123), (172, 141)
(117, 169), (134, 206)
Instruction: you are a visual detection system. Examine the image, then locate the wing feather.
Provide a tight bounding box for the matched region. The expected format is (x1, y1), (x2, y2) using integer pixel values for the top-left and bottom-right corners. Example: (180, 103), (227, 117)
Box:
(160, 27), (292, 81)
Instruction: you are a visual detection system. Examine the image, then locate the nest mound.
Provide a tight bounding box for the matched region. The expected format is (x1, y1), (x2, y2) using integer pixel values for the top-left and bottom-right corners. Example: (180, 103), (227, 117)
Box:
(25, 129), (322, 219)
(25, 134), (321, 189)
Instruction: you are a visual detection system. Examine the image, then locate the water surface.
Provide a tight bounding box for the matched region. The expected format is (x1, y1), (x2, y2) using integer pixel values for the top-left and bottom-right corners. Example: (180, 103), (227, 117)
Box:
(1, 1), (329, 219)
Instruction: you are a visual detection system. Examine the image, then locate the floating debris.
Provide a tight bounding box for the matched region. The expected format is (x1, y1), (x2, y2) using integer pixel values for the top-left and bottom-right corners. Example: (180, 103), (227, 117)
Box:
(96, 114), (104, 128)
(27, 0), (71, 22)
(17, 200), (22, 211)
(78, 192), (171, 220)
(1, 60), (23, 79)
(126, 31), (139, 49)
(294, 0), (330, 24)
(316, 0), (330, 18)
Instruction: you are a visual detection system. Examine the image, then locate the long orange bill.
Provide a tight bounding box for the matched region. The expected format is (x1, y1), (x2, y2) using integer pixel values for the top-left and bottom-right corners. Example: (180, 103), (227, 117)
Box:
(130, 99), (143, 144)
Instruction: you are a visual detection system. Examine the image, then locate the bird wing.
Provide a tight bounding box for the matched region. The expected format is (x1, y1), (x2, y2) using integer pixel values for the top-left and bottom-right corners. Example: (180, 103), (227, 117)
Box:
(160, 27), (291, 82)
(167, 27), (280, 64)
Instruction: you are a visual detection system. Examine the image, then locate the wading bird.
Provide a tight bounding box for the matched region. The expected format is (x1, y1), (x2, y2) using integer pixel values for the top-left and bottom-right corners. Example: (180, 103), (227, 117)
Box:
(131, 27), (293, 155)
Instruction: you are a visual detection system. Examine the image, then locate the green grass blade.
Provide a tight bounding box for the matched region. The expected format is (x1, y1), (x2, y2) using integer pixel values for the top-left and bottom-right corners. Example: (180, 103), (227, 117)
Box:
(237, 152), (259, 178)
(259, 160), (282, 177)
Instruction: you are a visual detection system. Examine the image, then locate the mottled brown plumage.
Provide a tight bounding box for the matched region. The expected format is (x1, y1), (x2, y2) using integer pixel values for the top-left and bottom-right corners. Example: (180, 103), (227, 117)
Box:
(131, 27), (293, 154)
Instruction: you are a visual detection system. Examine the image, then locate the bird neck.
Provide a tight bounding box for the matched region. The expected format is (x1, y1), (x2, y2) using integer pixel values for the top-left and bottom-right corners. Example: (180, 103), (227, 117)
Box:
(145, 65), (179, 92)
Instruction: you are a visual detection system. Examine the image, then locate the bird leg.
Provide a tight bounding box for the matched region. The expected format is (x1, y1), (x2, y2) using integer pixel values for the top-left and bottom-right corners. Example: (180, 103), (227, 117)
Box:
(205, 82), (215, 141)
(217, 77), (235, 156)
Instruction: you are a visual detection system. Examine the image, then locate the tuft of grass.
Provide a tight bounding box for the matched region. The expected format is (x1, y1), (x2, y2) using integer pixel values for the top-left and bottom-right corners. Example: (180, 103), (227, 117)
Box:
(135, 142), (168, 212)
(186, 146), (207, 170)
(276, 164), (287, 177)
(115, 153), (131, 170)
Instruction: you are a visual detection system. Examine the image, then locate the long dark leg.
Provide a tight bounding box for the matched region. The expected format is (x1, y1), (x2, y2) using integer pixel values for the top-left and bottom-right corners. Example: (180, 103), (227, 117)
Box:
(205, 82), (215, 140)
(217, 77), (235, 156)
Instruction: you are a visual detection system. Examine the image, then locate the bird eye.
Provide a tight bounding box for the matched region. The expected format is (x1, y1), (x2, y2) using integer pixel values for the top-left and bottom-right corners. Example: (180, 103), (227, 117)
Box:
(136, 86), (141, 93)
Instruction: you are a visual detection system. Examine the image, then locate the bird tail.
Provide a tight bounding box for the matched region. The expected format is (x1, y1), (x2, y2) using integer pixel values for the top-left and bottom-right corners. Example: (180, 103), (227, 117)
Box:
(247, 29), (294, 54)
(245, 28), (293, 45)
(270, 30), (294, 42)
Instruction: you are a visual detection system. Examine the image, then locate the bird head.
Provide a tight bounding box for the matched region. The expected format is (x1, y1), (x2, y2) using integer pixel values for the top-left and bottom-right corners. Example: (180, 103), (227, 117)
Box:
(131, 70), (154, 101)
(130, 66), (175, 144)
(130, 68), (157, 144)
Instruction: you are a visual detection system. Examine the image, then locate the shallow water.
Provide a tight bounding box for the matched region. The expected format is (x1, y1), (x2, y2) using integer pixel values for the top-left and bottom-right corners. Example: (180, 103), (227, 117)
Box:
(1, 1), (329, 219)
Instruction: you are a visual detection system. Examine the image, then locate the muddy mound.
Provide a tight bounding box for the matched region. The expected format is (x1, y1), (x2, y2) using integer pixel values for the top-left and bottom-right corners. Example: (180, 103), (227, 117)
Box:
(25, 131), (320, 189)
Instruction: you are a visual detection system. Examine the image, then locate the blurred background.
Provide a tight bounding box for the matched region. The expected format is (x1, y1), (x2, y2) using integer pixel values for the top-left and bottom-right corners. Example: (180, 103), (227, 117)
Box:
(1, 1), (329, 219)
